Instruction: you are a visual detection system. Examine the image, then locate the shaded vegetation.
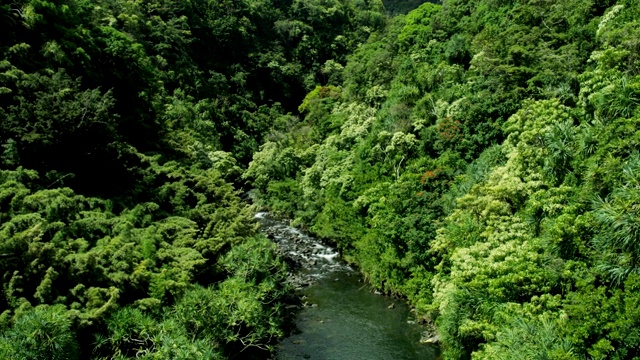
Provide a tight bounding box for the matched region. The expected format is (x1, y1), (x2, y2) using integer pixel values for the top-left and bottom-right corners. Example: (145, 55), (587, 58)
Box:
(0, 0), (384, 358)
(5, 0), (640, 357)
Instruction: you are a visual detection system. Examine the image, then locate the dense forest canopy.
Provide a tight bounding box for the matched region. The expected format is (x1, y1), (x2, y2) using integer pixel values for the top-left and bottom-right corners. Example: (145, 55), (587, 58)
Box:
(3, 0), (640, 358)
(245, 0), (640, 358)
(0, 0), (385, 358)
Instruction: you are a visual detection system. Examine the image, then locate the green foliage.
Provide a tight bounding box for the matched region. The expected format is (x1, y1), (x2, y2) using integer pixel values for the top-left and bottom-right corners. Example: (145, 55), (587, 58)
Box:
(592, 153), (640, 284)
(474, 313), (576, 360)
(396, 2), (441, 50)
(0, 161), (290, 358)
(250, 0), (640, 359)
(95, 307), (221, 359)
(0, 0), (389, 357)
(5, 0), (640, 358)
(94, 236), (290, 359)
(0, 304), (79, 360)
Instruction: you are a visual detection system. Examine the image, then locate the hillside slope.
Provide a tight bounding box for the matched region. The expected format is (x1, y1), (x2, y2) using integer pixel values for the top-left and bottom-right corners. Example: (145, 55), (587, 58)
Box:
(245, 0), (640, 358)
(0, 0), (384, 358)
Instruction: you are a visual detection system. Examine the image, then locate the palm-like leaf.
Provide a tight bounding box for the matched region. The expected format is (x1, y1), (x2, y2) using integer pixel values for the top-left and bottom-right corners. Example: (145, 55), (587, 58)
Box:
(592, 153), (640, 285)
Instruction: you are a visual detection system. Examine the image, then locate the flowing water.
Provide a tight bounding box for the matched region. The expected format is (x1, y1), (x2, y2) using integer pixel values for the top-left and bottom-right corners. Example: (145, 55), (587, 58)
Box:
(256, 213), (440, 360)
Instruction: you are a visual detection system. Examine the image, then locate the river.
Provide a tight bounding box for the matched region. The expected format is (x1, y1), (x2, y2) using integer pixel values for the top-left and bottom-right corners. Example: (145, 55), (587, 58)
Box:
(255, 213), (440, 360)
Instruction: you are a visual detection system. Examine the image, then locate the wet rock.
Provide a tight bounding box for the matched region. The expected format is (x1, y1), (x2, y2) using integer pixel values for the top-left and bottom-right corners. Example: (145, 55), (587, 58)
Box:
(420, 332), (440, 344)
(387, 303), (395, 309)
(255, 212), (353, 291)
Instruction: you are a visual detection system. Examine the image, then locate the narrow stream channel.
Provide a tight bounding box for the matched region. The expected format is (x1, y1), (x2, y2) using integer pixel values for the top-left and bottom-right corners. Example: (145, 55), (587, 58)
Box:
(256, 213), (440, 360)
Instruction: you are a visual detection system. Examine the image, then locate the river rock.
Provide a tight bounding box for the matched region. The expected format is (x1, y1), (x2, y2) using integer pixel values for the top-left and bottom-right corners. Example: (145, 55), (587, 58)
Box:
(420, 332), (441, 344)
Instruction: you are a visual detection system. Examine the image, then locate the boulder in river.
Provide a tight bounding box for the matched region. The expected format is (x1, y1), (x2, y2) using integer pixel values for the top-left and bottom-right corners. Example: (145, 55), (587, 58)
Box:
(420, 332), (441, 344)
